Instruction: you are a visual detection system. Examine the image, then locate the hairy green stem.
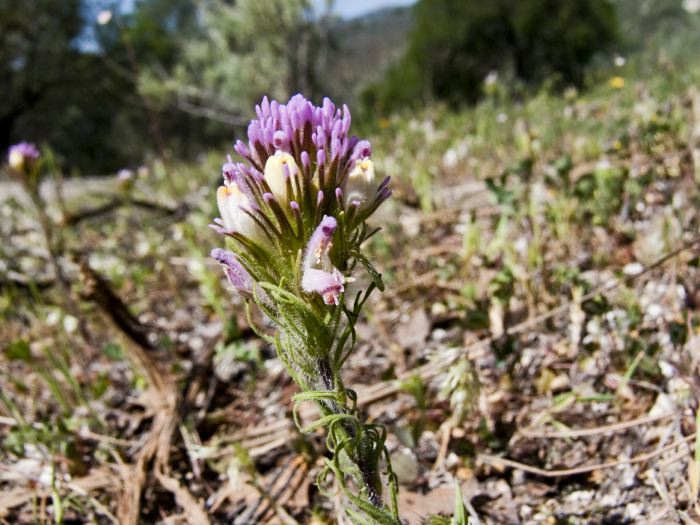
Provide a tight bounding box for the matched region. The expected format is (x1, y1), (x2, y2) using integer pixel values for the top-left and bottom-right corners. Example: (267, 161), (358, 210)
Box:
(317, 357), (384, 509)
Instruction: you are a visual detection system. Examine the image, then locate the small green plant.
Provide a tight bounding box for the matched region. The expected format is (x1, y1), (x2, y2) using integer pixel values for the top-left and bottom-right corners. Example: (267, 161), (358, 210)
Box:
(211, 95), (399, 523)
(438, 357), (479, 427)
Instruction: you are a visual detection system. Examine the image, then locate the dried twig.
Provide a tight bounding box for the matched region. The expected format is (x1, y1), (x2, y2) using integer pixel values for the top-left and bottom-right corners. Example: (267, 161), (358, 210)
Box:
(478, 433), (696, 478)
(65, 196), (184, 226)
(519, 411), (677, 439)
(79, 259), (210, 524)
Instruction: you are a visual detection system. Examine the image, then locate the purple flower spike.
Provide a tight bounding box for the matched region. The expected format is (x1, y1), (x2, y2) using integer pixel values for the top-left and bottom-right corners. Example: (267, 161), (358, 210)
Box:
(213, 95), (390, 292)
(221, 94), (390, 224)
(234, 94), (367, 179)
(211, 248), (254, 298)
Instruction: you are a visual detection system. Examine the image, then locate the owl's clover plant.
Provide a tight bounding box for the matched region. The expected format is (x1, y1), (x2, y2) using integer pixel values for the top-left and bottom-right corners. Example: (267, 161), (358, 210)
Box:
(211, 95), (399, 523)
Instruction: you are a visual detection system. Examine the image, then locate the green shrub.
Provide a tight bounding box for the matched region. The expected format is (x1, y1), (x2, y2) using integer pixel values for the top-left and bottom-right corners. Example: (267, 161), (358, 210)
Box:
(365, 0), (618, 112)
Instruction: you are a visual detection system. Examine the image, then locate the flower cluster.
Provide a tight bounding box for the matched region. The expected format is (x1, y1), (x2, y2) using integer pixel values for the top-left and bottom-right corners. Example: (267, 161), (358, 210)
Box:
(7, 142), (40, 173)
(211, 94), (390, 307)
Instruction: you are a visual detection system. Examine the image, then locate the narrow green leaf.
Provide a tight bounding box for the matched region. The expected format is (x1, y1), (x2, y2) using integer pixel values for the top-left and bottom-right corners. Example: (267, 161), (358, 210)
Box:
(452, 481), (468, 525)
(352, 251), (385, 292)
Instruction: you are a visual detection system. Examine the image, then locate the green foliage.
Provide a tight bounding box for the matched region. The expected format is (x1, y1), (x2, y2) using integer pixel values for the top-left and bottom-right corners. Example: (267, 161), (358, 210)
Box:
(5, 339), (31, 361)
(1, 1), (91, 167)
(1, 0), (197, 171)
(365, 0), (618, 112)
(139, 0), (320, 125)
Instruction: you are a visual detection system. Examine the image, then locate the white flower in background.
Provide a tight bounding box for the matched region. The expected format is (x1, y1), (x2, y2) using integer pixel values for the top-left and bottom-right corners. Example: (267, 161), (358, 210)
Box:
(344, 158), (377, 208)
(484, 71), (498, 86)
(683, 0), (700, 13)
(442, 148), (458, 168)
(97, 10), (113, 25)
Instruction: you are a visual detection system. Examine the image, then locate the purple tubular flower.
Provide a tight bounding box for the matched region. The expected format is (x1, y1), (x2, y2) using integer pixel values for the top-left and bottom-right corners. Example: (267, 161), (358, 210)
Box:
(222, 162), (236, 184)
(273, 130), (289, 151)
(211, 248), (255, 298)
(208, 218), (228, 235)
(302, 216), (344, 305)
(303, 215), (336, 268)
(302, 268), (344, 306)
(234, 140), (250, 159)
(300, 150), (310, 172)
(351, 140), (372, 162)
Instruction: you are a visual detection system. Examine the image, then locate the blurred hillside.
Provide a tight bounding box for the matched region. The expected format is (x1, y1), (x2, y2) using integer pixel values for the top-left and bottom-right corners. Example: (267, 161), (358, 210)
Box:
(322, 6), (412, 105)
(2, 0), (700, 173)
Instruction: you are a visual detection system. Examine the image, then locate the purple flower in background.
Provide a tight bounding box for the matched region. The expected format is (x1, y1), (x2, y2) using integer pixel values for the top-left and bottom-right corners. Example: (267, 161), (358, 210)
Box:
(302, 215), (344, 305)
(8, 142), (40, 172)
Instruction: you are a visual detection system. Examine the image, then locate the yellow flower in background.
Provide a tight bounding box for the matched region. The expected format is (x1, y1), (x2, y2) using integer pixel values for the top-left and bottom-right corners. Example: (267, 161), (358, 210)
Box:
(609, 76), (625, 89)
(8, 149), (24, 171)
(378, 117), (390, 129)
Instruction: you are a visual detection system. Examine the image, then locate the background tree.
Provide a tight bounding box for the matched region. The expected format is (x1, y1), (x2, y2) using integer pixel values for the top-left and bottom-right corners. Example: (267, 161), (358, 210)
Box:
(0, 0), (83, 156)
(364, 0), (619, 112)
(138, 0), (321, 127)
(1, 0), (191, 172)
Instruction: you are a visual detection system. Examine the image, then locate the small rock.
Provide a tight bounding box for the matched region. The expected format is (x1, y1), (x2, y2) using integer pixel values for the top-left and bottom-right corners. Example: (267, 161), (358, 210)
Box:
(395, 308), (430, 349)
(392, 447), (419, 484)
